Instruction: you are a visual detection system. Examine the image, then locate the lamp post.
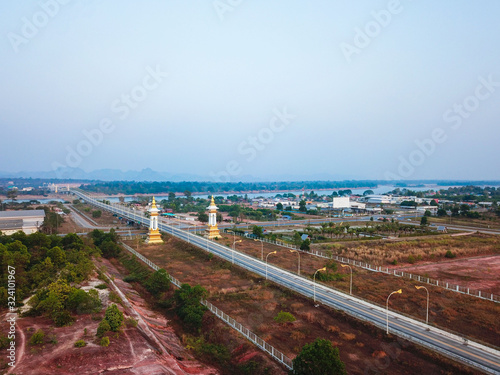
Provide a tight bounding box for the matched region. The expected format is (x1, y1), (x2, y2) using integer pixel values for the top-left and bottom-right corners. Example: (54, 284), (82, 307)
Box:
(265, 251), (277, 280)
(386, 289), (403, 334)
(341, 264), (352, 295)
(289, 249), (301, 275)
(415, 285), (429, 325)
(254, 239), (264, 260)
(313, 267), (327, 303)
(232, 239), (242, 264)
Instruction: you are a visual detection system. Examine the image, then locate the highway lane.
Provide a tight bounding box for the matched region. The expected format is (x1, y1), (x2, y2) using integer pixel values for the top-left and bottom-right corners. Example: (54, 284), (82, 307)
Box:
(73, 190), (500, 374)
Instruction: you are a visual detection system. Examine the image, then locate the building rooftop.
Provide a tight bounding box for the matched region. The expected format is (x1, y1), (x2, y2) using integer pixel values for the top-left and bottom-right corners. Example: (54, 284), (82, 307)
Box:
(0, 210), (46, 219)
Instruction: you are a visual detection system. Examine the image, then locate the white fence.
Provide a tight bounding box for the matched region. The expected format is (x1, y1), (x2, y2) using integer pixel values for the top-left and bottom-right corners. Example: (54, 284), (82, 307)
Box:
(119, 242), (293, 370)
(230, 230), (500, 303)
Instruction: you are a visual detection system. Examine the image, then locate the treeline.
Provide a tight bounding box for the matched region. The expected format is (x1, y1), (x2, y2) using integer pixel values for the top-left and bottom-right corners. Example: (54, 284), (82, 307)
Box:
(81, 180), (378, 195)
(0, 231), (104, 326)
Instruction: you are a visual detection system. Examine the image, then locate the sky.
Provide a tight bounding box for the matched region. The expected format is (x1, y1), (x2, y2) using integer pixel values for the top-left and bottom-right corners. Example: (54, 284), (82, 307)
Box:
(1, 0), (499, 182)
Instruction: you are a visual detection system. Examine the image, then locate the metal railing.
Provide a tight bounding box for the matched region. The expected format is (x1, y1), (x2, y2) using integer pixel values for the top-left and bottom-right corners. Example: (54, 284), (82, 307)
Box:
(229, 231), (499, 303)
(119, 242), (293, 370)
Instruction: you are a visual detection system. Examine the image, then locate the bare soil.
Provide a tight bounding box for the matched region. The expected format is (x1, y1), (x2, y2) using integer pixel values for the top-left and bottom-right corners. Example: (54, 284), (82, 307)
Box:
(397, 255), (500, 294)
(129, 236), (484, 375)
(202, 234), (500, 348)
(1, 264), (217, 375)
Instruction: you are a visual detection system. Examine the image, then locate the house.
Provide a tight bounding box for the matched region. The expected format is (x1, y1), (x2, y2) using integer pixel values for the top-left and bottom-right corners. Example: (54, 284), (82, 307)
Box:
(0, 210), (45, 235)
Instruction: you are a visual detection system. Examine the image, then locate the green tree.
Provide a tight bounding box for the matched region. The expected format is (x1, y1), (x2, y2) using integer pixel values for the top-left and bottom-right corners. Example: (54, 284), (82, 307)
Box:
(174, 284), (208, 333)
(92, 210), (102, 218)
(104, 304), (124, 332)
(168, 192), (176, 201)
(437, 208), (447, 217)
(276, 203), (283, 211)
(291, 338), (346, 375)
(299, 200), (307, 212)
(420, 216), (428, 226)
(144, 269), (171, 296)
(424, 210), (431, 217)
(363, 190), (374, 196)
(252, 225), (264, 237)
(99, 240), (121, 259)
(197, 212), (209, 223)
(47, 246), (67, 268)
(293, 232), (302, 246)
(300, 239), (310, 251)
(97, 319), (111, 337)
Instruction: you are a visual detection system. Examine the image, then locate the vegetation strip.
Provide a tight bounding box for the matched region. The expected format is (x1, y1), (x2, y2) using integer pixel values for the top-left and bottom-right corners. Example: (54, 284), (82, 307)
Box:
(119, 241), (294, 369)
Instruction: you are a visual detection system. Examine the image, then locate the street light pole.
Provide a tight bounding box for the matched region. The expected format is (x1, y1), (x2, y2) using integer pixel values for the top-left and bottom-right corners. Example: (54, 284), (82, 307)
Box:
(265, 251), (277, 280)
(313, 267), (327, 303)
(289, 250), (301, 275)
(254, 239), (264, 260)
(341, 264), (352, 295)
(415, 285), (429, 325)
(386, 289), (403, 334)
(232, 239), (242, 264)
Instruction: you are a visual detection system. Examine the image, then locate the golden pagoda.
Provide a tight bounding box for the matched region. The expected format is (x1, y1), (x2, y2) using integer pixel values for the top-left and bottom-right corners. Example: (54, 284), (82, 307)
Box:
(146, 197), (163, 244)
(206, 196), (220, 239)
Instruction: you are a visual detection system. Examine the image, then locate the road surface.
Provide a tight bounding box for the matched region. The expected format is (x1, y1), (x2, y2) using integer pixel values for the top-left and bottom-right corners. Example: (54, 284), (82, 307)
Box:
(73, 190), (500, 374)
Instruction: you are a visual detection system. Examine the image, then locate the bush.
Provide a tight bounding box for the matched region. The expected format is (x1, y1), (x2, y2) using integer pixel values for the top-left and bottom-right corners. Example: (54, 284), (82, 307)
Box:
(67, 289), (102, 314)
(53, 311), (75, 327)
(29, 329), (45, 345)
(95, 284), (108, 290)
(100, 336), (110, 347)
(97, 319), (111, 337)
(125, 317), (138, 327)
(174, 284), (208, 333)
(92, 210), (102, 218)
(445, 250), (456, 259)
(273, 311), (296, 324)
(104, 304), (124, 332)
(145, 269), (171, 296)
(291, 338), (346, 375)
(74, 340), (86, 347)
(407, 255), (416, 264)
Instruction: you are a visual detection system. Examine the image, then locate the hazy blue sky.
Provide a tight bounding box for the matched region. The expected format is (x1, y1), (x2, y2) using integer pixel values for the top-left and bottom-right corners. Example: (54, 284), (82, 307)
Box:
(1, 0), (499, 181)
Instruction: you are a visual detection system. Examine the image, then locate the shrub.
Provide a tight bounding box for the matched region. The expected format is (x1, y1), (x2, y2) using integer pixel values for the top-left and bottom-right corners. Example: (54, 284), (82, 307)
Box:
(97, 319), (111, 337)
(144, 269), (171, 296)
(291, 338), (346, 375)
(74, 340), (86, 347)
(104, 304), (124, 332)
(125, 317), (138, 327)
(100, 336), (110, 347)
(92, 210), (102, 218)
(445, 250), (456, 259)
(95, 284), (108, 290)
(53, 311), (74, 327)
(407, 255), (416, 264)
(29, 329), (45, 345)
(273, 311), (296, 324)
(174, 284), (208, 333)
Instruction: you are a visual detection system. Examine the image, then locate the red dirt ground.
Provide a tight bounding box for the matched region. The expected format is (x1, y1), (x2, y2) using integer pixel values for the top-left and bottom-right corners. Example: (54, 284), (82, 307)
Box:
(397, 255), (500, 294)
(1, 262), (218, 375)
(131, 236), (483, 375)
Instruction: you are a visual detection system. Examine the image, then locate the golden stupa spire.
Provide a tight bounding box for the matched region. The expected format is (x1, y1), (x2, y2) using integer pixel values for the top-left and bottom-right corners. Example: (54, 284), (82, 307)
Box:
(151, 196), (157, 209)
(210, 195), (215, 205)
